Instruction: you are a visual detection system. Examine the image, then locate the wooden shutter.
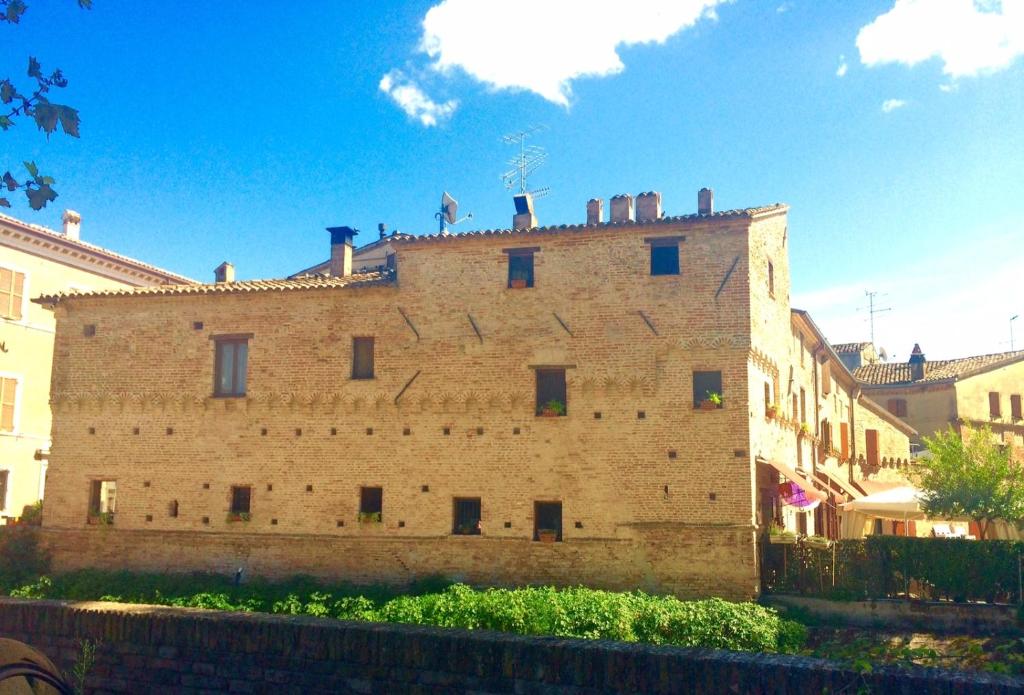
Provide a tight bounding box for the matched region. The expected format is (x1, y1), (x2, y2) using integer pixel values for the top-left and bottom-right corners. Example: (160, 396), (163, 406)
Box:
(0, 377), (16, 431)
(1012, 395), (1022, 421)
(840, 423), (850, 459)
(866, 429), (879, 467)
(989, 392), (1001, 418)
(821, 362), (831, 394)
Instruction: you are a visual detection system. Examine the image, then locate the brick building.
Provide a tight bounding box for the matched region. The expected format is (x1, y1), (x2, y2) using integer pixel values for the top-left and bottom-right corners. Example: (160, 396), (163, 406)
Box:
(35, 189), (910, 599)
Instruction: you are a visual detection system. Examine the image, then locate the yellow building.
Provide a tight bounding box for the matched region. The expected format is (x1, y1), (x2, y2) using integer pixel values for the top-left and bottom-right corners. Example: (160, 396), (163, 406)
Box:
(0, 210), (192, 521)
(854, 344), (1024, 455)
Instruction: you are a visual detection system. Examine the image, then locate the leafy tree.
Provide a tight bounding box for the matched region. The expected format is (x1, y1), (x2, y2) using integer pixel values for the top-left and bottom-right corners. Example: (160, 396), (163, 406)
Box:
(916, 424), (1024, 540)
(1, 0), (91, 210)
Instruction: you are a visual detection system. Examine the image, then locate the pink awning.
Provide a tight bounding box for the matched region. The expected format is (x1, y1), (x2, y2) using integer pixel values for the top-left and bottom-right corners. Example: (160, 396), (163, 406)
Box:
(762, 459), (828, 504)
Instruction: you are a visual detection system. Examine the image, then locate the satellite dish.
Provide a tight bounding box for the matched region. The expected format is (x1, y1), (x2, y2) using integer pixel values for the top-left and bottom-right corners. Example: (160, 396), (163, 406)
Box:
(442, 192), (458, 225)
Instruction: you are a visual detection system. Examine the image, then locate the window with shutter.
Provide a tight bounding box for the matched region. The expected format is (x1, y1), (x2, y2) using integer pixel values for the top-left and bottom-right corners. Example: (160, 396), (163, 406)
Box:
(0, 377), (16, 432)
(352, 337), (375, 379)
(1011, 395), (1022, 421)
(0, 268), (25, 321)
(866, 429), (879, 468)
(990, 392), (1002, 419)
(821, 362), (831, 395)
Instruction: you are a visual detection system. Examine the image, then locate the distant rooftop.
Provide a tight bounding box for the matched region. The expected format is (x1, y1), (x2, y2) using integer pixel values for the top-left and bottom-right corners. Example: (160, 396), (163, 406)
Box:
(832, 342), (873, 354)
(855, 350), (1024, 386)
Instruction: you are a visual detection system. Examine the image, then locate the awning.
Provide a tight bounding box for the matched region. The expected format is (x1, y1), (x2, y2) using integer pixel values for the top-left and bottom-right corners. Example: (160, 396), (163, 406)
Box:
(815, 469), (864, 500)
(760, 458), (828, 503)
(840, 486), (925, 518)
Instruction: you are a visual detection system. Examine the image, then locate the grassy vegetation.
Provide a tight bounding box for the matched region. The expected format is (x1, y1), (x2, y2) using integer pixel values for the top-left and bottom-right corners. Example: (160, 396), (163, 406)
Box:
(2, 569), (806, 654)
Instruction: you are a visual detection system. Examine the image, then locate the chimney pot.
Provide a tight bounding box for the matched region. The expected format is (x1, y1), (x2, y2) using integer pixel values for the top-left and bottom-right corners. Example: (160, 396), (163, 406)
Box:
(609, 194), (634, 224)
(327, 226), (358, 277)
(512, 193), (537, 230)
(378, 223), (387, 240)
(62, 209), (82, 241)
(636, 191), (662, 222)
(908, 343), (926, 380)
(698, 188), (714, 215)
(214, 262), (235, 284)
(586, 198), (604, 225)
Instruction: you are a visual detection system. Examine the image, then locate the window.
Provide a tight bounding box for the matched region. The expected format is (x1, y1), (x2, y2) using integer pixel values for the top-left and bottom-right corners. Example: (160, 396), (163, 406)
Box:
(1012, 395), (1022, 421)
(535, 368), (567, 416)
(767, 261), (775, 297)
(88, 480), (116, 519)
(820, 419), (832, 450)
(791, 393), (798, 421)
(764, 382), (772, 416)
(506, 249), (535, 288)
(821, 361), (831, 395)
(0, 268), (25, 321)
(0, 470), (7, 511)
(453, 497), (481, 535)
(360, 486), (383, 521)
(799, 387), (806, 424)
(352, 337), (374, 379)
(0, 377), (16, 432)
(692, 371), (723, 408)
(230, 486), (251, 515)
(865, 429), (879, 469)
(989, 392), (1001, 419)
(840, 422), (850, 459)
(214, 337), (249, 397)
(887, 398), (908, 417)
(649, 240), (679, 276)
(534, 501), (562, 541)
(799, 334), (805, 367)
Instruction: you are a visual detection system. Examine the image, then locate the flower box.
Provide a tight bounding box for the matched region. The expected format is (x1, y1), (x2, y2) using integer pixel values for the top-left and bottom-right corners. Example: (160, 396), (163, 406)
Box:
(510, 278), (528, 289)
(537, 529), (558, 543)
(357, 511), (382, 524)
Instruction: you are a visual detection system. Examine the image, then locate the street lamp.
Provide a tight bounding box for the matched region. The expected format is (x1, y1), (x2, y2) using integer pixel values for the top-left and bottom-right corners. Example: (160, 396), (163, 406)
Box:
(1012, 315), (1019, 351)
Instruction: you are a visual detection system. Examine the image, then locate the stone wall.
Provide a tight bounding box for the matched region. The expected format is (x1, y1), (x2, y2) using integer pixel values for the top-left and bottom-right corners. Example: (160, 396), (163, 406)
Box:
(1, 598), (1018, 694)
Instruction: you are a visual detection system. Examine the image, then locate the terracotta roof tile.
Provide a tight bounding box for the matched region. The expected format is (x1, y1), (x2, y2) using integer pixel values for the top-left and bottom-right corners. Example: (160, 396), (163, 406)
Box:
(855, 350), (1024, 385)
(0, 211), (195, 284)
(34, 270), (394, 305)
(392, 205), (788, 244)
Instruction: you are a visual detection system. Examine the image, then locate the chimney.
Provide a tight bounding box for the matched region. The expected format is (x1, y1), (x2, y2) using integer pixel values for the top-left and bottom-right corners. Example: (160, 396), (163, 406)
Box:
(512, 193), (537, 230)
(697, 188), (714, 215)
(636, 191), (662, 222)
(610, 194), (634, 223)
(378, 223), (387, 240)
(214, 262), (234, 284)
(326, 226), (358, 277)
(62, 209), (81, 241)
(586, 198), (604, 225)
(908, 343), (926, 381)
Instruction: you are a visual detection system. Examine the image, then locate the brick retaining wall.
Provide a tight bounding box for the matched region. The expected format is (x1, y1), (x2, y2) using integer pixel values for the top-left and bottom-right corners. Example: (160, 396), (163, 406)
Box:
(1, 598), (1021, 694)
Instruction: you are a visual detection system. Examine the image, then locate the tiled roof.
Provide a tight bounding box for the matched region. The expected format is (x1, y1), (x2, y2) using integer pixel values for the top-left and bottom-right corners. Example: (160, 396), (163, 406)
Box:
(832, 342), (872, 354)
(34, 270), (394, 305)
(0, 211), (195, 284)
(855, 350), (1024, 385)
(392, 205), (788, 244)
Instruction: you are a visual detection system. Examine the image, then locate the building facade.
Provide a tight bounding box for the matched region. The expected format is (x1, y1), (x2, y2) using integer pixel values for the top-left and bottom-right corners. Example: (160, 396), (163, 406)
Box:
(36, 190), (910, 598)
(0, 211), (192, 522)
(855, 344), (1024, 455)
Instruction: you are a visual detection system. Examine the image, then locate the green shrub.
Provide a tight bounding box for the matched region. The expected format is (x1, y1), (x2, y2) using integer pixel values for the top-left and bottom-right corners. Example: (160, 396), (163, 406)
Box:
(0, 527), (50, 591)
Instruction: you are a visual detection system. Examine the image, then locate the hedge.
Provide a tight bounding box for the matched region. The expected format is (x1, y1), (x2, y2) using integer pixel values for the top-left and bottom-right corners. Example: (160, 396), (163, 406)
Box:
(763, 536), (1024, 603)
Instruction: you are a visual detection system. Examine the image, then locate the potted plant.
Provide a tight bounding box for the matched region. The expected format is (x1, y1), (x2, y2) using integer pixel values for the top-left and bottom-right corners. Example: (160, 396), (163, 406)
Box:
(765, 403), (779, 419)
(768, 525), (796, 544)
(226, 512), (251, 523)
(357, 511), (382, 524)
(539, 400), (565, 417)
(804, 535), (831, 550)
(509, 275), (529, 289)
(799, 422), (811, 436)
(699, 391), (723, 410)
(87, 511), (114, 526)
(537, 529), (558, 543)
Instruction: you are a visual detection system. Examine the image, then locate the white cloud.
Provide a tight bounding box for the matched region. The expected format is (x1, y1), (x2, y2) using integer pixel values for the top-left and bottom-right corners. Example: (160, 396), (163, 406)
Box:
(938, 82), (959, 92)
(836, 55), (848, 77)
(857, 0), (1024, 78)
(416, 0), (727, 106)
(776, 2), (793, 13)
(881, 98), (907, 112)
(378, 70), (458, 127)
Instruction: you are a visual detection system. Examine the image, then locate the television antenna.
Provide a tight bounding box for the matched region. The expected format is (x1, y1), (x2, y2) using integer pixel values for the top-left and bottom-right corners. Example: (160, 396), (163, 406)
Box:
(435, 191), (473, 235)
(857, 289), (892, 346)
(501, 125), (550, 200)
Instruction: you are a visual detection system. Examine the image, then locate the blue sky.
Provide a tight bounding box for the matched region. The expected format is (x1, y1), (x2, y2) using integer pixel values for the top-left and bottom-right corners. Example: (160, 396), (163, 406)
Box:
(4, 0), (1023, 360)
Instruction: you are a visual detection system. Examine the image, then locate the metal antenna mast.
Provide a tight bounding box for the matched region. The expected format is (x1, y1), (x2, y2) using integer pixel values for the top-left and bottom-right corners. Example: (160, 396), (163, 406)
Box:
(501, 125), (551, 200)
(860, 290), (892, 346)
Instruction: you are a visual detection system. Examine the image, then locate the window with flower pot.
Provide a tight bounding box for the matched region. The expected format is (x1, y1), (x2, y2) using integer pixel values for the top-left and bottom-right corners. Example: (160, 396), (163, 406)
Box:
(453, 497), (481, 535)
(230, 486), (251, 519)
(505, 248), (536, 289)
(87, 479), (117, 524)
(359, 486), (383, 523)
(535, 368), (567, 416)
(648, 238), (680, 276)
(352, 337), (375, 380)
(213, 336), (249, 397)
(534, 501), (562, 542)
(693, 371), (723, 409)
